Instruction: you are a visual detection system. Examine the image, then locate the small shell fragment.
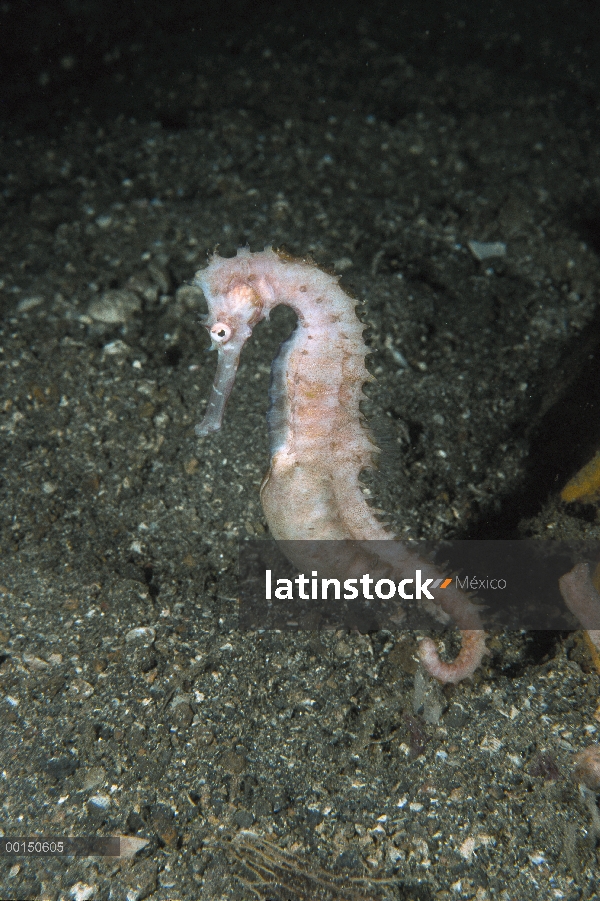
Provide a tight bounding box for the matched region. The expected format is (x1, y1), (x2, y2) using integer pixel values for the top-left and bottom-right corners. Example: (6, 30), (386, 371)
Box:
(467, 240), (507, 261)
(16, 295), (45, 313)
(125, 626), (156, 645)
(88, 792), (111, 810)
(479, 734), (503, 752)
(118, 835), (150, 858)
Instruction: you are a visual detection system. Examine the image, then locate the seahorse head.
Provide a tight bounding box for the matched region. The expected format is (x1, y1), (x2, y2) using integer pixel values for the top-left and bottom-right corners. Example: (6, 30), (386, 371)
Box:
(193, 252), (270, 436)
(203, 281), (264, 348)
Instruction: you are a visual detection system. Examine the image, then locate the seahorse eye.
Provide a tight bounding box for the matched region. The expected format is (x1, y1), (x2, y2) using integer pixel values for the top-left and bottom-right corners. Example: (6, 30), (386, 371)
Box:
(210, 322), (232, 344)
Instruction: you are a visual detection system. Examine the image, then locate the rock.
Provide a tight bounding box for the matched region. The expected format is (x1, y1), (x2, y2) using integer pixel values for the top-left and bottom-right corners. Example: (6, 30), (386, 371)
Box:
(88, 289), (141, 323)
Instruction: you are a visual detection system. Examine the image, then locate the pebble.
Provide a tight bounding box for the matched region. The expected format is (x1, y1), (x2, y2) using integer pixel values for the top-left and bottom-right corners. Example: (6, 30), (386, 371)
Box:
(88, 289), (141, 323)
(125, 626), (156, 645)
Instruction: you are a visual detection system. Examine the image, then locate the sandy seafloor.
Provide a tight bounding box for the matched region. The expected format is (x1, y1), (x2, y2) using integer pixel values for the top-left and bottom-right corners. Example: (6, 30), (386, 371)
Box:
(2, 2), (600, 899)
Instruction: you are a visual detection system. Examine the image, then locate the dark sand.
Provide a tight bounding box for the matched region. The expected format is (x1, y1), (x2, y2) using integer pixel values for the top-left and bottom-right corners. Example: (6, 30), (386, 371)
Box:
(1, 2), (600, 898)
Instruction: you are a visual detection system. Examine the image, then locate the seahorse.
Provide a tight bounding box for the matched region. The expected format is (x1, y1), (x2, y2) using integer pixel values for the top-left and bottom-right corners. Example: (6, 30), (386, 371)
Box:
(194, 246), (488, 683)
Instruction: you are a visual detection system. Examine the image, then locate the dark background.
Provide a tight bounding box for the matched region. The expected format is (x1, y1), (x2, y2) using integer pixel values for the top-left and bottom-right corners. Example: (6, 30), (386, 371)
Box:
(2, 0), (599, 132)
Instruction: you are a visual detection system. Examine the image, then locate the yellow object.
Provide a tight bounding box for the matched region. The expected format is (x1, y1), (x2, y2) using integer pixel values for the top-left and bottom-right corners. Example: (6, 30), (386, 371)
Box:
(561, 451), (600, 503)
